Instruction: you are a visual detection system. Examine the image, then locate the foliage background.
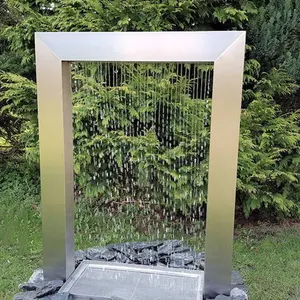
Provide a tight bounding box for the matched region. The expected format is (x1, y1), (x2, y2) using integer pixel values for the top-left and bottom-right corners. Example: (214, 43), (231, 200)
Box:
(0, 0), (299, 220)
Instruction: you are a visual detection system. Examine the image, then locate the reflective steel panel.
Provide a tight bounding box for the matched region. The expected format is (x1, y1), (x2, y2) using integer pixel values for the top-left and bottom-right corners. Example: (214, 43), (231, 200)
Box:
(60, 261), (204, 300)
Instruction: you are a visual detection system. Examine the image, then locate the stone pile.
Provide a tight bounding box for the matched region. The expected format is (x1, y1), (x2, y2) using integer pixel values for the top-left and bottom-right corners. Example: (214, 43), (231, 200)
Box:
(76, 240), (205, 270)
(14, 240), (248, 300)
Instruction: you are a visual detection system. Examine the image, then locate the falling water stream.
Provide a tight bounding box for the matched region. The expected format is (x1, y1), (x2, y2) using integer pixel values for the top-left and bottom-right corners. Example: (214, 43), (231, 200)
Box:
(71, 62), (213, 251)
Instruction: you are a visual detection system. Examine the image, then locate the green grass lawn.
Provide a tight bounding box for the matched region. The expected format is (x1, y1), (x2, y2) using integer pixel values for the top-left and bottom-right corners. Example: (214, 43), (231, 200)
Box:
(233, 223), (300, 300)
(1, 195), (300, 300)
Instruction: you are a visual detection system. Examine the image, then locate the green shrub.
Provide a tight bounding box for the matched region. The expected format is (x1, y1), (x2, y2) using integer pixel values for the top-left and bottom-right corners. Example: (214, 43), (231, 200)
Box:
(0, 0), (299, 219)
(72, 63), (210, 213)
(239, 99), (300, 218)
(248, 0), (300, 82)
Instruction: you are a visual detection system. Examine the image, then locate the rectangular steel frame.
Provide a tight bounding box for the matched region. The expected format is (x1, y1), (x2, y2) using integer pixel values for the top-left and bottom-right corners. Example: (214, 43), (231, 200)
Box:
(35, 31), (245, 297)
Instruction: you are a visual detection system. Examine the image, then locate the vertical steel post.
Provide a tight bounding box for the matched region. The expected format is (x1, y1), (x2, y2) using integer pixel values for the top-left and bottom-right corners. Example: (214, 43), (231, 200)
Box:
(204, 34), (246, 297)
(35, 38), (74, 281)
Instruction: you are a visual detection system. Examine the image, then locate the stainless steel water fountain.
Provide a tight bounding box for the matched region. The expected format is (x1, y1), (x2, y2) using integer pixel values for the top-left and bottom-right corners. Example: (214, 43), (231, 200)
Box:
(35, 31), (245, 299)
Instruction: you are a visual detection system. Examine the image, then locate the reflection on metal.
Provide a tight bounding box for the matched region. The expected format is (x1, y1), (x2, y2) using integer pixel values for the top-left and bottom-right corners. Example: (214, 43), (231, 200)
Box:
(60, 260), (204, 299)
(35, 31), (245, 297)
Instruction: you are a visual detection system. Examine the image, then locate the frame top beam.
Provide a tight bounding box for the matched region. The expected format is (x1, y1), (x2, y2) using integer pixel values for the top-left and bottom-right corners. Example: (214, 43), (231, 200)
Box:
(35, 31), (244, 63)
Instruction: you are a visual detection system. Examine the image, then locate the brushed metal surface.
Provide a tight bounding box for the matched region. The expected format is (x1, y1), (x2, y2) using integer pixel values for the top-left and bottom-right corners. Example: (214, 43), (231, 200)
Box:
(35, 31), (246, 297)
(35, 38), (74, 281)
(204, 33), (246, 296)
(35, 31), (243, 62)
(59, 261), (204, 300)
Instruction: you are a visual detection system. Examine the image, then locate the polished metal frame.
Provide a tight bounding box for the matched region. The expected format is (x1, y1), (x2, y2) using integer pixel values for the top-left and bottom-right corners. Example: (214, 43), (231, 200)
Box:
(35, 31), (245, 297)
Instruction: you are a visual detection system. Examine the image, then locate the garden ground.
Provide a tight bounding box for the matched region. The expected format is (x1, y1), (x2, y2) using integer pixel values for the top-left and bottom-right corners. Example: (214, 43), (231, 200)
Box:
(0, 194), (299, 300)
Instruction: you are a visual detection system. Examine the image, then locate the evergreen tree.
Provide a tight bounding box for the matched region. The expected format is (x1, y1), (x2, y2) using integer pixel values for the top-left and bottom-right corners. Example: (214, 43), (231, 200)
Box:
(0, 0), (299, 219)
(247, 0), (300, 110)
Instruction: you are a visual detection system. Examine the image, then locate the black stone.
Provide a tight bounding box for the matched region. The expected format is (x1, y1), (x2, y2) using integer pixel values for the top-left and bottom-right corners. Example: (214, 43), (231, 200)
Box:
(232, 283), (248, 294)
(19, 282), (42, 291)
(75, 250), (86, 267)
(125, 259), (135, 264)
(169, 252), (194, 268)
(107, 243), (139, 263)
(131, 241), (163, 251)
(14, 291), (37, 300)
(156, 262), (167, 267)
(169, 258), (184, 268)
(193, 252), (205, 260)
(203, 283), (232, 299)
(36, 280), (64, 298)
(231, 270), (244, 285)
(136, 249), (158, 265)
(194, 258), (205, 270)
(172, 245), (191, 254)
(102, 249), (117, 261)
(157, 240), (182, 256)
(86, 247), (116, 261)
(230, 287), (248, 300)
(184, 264), (197, 270)
(158, 255), (169, 264)
(86, 247), (106, 260)
(107, 243), (130, 253)
(28, 268), (44, 285)
(115, 244), (139, 263)
(126, 251), (139, 263)
(115, 252), (129, 263)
